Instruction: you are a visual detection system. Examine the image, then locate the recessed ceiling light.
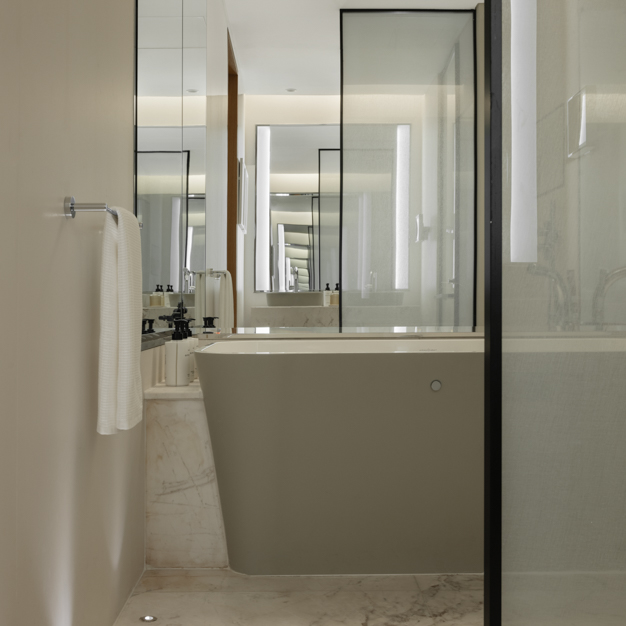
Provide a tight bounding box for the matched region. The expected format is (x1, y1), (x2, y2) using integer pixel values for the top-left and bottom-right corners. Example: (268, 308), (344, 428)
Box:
(186, 89), (198, 94)
(286, 88), (296, 92)
(140, 617), (157, 623)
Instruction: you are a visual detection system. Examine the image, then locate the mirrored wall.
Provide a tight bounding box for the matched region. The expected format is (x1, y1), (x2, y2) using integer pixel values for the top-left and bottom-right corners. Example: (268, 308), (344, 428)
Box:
(136, 0), (207, 326)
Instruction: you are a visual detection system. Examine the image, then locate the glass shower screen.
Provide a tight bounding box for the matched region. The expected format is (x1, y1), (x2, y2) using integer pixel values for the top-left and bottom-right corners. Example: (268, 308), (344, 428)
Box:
(500, 1), (626, 624)
(341, 10), (476, 330)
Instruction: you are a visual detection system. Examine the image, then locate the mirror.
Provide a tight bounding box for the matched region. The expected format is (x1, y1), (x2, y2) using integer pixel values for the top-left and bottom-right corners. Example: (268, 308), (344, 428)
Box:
(136, 0), (207, 328)
(254, 124), (340, 293)
(135, 2), (481, 333)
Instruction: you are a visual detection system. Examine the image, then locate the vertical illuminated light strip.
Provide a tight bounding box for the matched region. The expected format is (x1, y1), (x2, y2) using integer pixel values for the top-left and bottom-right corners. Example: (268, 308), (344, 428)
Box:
(579, 91), (587, 148)
(395, 124), (410, 289)
(255, 126), (271, 290)
(277, 223), (286, 292)
(170, 197), (181, 291)
(186, 226), (194, 269)
(510, 0), (538, 262)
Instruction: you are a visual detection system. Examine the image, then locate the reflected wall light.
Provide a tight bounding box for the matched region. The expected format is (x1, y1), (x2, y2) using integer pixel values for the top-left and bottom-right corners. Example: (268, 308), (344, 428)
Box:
(186, 226), (193, 270)
(510, 0), (538, 263)
(278, 223), (286, 292)
(395, 125), (411, 289)
(256, 126), (271, 290)
(170, 197), (181, 291)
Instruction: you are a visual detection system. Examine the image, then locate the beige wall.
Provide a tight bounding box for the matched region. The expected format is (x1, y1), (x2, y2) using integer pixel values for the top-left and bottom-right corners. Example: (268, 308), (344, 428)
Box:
(0, 1), (144, 625)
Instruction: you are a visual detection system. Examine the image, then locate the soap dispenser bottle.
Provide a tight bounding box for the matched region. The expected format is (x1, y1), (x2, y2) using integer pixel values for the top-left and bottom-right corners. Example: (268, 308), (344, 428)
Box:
(150, 285), (162, 307)
(330, 283), (340, 306)
(202, 316), (218, 334)
(324, 283), (331, 306)
(156, 284), (165, 306)
(165, 321), (189, 387)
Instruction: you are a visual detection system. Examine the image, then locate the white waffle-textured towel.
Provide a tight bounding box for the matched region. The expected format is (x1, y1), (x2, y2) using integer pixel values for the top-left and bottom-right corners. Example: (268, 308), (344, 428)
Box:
(218, 270), (234, 331)
(97, 207), (143, 435)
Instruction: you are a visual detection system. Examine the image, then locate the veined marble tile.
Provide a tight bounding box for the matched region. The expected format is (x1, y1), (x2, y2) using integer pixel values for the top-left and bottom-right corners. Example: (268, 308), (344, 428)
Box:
(115, 571), (484, 626)
(415, 575), (484, 623)
(146, 399), (228, 568)
(136, 568), (229, 594)
(136, 568), (419, 594)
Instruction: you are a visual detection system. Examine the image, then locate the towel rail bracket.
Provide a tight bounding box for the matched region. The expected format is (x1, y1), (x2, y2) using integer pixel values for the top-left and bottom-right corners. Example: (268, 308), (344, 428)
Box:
(64, 196), (142, 229)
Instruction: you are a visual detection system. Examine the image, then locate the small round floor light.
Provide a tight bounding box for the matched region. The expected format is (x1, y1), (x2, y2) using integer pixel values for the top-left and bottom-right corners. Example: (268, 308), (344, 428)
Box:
(140, 617), (157, 622)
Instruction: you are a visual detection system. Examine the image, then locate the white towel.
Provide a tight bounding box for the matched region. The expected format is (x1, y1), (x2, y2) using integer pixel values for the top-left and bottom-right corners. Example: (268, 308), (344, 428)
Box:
(218, 270), (234, 331)
(98, 207), (143, 435)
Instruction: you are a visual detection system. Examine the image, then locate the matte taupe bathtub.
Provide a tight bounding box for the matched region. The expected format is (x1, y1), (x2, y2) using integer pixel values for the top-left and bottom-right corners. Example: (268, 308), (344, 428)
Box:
(196, 338), (484, 575)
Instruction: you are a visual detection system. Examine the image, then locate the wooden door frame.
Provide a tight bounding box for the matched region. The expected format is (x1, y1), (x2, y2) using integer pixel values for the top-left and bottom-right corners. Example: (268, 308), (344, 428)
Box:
(227, 32), (239, 325)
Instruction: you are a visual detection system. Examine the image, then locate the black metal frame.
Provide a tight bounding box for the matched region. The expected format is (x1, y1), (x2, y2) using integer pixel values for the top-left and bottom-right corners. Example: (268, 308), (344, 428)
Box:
(133, 0), (138, 216)
(484, 1), (502, 624)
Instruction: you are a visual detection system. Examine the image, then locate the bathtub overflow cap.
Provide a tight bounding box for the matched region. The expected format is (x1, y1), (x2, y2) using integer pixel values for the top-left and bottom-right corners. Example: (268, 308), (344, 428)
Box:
(430, 380), (442, 392)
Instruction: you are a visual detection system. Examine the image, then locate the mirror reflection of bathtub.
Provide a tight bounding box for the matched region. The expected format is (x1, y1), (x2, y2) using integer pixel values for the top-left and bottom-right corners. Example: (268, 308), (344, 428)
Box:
(196, 337), (483, 575)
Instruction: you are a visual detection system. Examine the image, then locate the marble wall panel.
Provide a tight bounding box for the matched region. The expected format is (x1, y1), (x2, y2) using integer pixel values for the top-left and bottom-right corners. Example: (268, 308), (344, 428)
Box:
(146, 397), (228, 568)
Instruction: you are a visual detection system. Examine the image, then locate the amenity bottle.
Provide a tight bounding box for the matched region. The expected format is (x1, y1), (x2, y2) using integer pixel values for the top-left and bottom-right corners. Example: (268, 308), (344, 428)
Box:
(165, 321), (189, 387)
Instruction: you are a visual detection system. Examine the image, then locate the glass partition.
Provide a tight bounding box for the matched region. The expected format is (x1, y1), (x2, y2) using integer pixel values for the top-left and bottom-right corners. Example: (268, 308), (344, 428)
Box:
(341, 10), (476, 330)
(501, 1), (626, 623)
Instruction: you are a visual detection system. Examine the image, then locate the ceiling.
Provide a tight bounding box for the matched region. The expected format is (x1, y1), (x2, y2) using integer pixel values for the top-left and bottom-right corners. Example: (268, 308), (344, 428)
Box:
(223, 0), (480, 95)
(270, 124), (340, 174)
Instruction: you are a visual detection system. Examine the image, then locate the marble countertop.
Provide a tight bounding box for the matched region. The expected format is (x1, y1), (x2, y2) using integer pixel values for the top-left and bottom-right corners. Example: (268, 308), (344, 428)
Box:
(144, 381), (203, 400)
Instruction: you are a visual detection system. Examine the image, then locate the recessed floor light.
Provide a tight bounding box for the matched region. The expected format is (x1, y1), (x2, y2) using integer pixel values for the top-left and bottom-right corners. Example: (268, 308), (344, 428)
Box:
(140, 617), (157, 622)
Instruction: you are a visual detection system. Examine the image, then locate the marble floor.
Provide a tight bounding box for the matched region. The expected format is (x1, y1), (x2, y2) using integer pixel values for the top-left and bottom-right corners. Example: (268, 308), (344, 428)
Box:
(114, 569), (483, 626)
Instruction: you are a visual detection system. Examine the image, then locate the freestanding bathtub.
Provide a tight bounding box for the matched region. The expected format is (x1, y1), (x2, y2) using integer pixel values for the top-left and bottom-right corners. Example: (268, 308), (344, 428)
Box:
(196, 337), (484, 575)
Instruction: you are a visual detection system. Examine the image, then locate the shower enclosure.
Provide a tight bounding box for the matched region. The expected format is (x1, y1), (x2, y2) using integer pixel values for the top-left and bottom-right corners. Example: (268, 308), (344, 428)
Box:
(488, 1), (626, 624)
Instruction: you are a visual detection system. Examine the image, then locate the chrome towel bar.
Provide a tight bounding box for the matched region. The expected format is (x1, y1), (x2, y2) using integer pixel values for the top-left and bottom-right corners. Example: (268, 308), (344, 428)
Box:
(64, 196), (142, 229)
(65, 196), (117, 219)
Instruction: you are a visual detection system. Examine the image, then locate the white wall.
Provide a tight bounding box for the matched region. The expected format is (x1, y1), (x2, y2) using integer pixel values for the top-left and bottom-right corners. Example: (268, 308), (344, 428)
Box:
(242, 95), (340, 324)
(205, 0), (229, 275)
(0, 1), (143, 625)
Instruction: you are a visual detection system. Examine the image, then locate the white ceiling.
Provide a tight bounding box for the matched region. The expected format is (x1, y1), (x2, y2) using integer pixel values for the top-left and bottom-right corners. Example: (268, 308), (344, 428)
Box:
(223, 0), (480, 95)
(137, 0), (207, 97)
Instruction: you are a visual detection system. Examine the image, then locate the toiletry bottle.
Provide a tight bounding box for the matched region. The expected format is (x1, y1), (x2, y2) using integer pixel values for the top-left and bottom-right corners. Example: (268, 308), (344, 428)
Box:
(203, 316), (218, 334)
(165, 321), (189, 387)
(330, 283), (339, 306)
(165, 284), (174, 307)
(324, 283), (331, 306)
(156, 284), (165, 306)
(150, 285), (161, 307)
